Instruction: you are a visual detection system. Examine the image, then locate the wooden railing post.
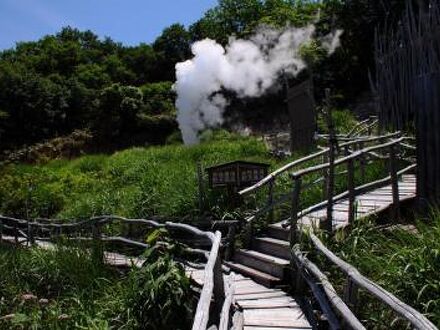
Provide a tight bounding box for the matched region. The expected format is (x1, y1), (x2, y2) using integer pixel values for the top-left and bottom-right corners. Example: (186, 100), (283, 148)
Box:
(244, 222), (253, 249)
(290, 176), (302, 248)
(28, 222), (35, 246)
(213, 232), (225, 325)
(343, 276), (359, 313)
(92, 221), (103, 262)
(224, 223), (236, 261)
(347, 158), (356, 225)
(326, 148), (335, 233)
(323, 153), (329, 200)
(389, 144), (400, 221)
(290, 176), (304, 295)
(342, 276), (359, 330)
(325, 92), (336, 233)
(14, 222), (18, 246)
(268, 178), (275, 223)
(359, 141), (366, 182)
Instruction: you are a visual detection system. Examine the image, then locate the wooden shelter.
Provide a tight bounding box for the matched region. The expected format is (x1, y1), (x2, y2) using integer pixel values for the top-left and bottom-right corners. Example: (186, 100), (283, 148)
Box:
(206, 161), (269, 190)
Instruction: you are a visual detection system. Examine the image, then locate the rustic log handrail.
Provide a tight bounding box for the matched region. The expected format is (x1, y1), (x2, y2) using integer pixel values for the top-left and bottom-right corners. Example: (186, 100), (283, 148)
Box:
(290, 163), (417, 223)
(239, 132), (402, 196)
(218, 274), (235, 330)
(0, 215), (225, 330)
(290, 137), (405, 179)
(307, 233), (438, 330)
(292, 245), (366, 330)
(243, 138), (415, 225)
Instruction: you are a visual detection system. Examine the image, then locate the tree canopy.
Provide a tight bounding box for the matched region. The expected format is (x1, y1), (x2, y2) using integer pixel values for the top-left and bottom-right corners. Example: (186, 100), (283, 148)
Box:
(0, 0), (411, 154)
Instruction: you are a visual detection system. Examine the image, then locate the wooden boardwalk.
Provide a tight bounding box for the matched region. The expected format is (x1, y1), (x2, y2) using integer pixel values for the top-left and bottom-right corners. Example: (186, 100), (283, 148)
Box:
(187, 267), (312, 330)
(271, 174), (416, 231)
(1, 235), (312, 330)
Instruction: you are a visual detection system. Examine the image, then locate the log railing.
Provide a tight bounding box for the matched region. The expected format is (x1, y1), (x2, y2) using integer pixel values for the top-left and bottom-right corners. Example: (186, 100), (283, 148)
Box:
(240, 131), (401, 196)
(0, 215), (225, 330)
(239, 135), (415, 236)
(236, 131), (434, 328)
(291, 233), (438, 330)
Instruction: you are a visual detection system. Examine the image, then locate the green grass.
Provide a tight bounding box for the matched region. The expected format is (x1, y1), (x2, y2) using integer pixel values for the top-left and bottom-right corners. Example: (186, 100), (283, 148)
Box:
(0, 241), (194, 329)
(304, 213), (440, 328)
(0, 132), (296, 220)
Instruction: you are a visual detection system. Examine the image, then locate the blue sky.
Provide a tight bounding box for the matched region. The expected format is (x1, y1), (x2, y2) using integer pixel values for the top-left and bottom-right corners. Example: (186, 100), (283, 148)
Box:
(0, 0), (218, 50)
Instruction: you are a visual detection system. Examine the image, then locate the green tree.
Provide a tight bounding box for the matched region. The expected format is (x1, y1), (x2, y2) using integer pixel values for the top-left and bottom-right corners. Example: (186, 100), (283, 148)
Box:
(94, 84), (143, 147)
(153, 24), (191, 81)
(140, 81), (175, 116)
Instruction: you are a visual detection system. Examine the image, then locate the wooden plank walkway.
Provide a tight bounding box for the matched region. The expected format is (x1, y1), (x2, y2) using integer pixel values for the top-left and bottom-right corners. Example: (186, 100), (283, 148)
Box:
(1, 236), (312, 329)
(273, 174), (416, 231)
(187, 268), (312, 330)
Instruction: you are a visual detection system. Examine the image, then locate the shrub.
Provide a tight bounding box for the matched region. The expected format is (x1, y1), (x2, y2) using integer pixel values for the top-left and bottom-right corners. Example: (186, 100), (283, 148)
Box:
(124, 247), (194, 330)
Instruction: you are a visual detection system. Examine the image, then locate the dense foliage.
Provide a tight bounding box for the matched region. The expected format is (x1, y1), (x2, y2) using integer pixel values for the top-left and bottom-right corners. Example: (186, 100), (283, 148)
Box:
(0, 0), (412, 154)
(0, 27), (177, 153)
(0, 241), (194, 329)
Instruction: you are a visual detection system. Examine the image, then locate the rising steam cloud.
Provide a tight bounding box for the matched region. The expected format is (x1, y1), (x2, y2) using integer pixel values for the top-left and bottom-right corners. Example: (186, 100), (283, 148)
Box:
(174, 25), (342, 145)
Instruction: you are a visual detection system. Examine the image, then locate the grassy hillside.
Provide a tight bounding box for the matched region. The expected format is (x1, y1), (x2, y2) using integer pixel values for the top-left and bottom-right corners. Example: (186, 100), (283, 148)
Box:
(0, 132), (288, 220)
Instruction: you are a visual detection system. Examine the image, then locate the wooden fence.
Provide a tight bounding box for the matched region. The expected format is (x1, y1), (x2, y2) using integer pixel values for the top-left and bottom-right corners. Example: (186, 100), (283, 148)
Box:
(292, 233), (437, 330)
(239, 132), (411, 232)
(237, 133), (438, 329)
(0, 215), (229, 330)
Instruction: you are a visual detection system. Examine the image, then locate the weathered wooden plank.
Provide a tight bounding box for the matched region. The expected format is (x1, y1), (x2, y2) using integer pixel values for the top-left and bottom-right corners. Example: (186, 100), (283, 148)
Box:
(234, 286), (274, 295)
(237, 297), (299, 309)
(234, 291), (287, 301)
(244, 327), (312, 330)
(243, 308), (312, 328)
(332, 204), (371, 213)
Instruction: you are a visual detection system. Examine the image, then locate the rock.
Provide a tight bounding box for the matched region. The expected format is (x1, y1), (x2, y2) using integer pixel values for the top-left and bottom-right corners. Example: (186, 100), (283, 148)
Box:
(21, 294), (37, 302)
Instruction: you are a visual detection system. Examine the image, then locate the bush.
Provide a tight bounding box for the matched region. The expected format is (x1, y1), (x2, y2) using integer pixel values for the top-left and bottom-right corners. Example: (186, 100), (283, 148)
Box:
(124, 247), (194, 330)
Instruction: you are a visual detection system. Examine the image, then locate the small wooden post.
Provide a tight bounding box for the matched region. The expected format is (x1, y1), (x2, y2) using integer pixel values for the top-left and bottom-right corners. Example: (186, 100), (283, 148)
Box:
(213, 250), (226, 322)
(325, 89), (335, 233)
(14, 223), (18, 246)
(197, 162), (205, 214)
(290, 176), (302, 248)
(268, 178), (275, 222)
(92, 222), (103, 263)
(389, 144), (401, 221)
(0, 217), (3, 243)
(28, 222), (35, 246)
(224, 224), (236, 261)
(343, 276), (359, 314)
(323, 153), (329, 200)
(359, 141), (366, 182)
(244, 222), (253, 249)
(347, 158), (356, 225)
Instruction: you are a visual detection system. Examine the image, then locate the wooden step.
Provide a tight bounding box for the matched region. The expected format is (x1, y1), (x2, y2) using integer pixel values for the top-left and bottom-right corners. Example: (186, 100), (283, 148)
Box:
(225, 261), (282, 287)
(266, 224), (290, 241)
(237, 296), (299, 309)
(254, 237), (291, 259)
(243, 308), (312, 329)
(234, 249), (289, 278)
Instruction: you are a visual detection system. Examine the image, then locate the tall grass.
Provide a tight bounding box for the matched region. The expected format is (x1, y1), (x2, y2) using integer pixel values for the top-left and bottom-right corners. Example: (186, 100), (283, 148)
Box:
(0, 132), (286, 220)
(305, 212), (440, 328)
(0, 241), (195, 329)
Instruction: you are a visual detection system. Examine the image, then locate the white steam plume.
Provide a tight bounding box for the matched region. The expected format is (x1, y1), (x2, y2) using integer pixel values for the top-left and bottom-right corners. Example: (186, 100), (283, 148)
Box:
(174, 25), (342, 145)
